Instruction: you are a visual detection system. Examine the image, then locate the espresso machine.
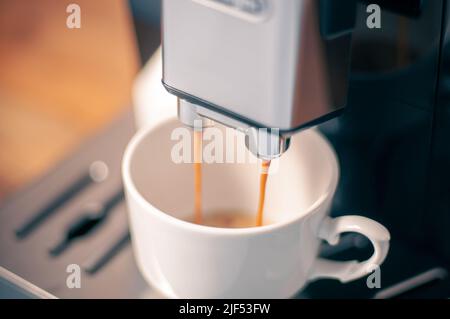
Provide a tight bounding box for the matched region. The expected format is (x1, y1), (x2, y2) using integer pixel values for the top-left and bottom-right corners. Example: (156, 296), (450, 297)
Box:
(160, 0), (450, 297)
(1, 0), (450, 298)
(162, 0), (354, 160)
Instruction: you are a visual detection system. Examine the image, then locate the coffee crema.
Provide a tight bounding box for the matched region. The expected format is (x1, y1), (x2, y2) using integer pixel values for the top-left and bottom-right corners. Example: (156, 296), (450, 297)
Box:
(185, 211), (271, 229)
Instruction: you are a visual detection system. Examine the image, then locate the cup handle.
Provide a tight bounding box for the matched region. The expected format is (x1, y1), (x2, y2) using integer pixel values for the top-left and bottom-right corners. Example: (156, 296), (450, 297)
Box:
(309, 215), (390, 283)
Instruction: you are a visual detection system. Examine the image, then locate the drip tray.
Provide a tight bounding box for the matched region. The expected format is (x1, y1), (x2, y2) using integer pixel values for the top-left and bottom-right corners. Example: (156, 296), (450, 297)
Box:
(0, 112), (159, 298)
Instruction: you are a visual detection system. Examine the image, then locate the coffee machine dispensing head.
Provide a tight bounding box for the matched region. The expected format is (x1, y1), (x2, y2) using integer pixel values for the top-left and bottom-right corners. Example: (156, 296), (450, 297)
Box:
(162, 0), (356, 160)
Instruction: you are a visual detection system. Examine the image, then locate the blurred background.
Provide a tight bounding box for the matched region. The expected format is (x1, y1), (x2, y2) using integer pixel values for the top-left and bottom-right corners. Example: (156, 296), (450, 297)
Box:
(0, 0), (161, 202)
(1, 0), (450, 299)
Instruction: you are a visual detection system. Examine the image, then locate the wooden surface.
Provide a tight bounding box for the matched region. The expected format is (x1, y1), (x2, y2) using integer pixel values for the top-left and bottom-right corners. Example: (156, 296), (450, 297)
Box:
(0, 0), (139, 201)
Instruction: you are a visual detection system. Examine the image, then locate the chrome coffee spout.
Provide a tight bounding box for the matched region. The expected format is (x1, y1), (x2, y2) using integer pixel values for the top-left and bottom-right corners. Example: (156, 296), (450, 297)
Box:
(177, 99), (214, 131)
(178, 98), (290, 160)
(245, 128), (291, 161)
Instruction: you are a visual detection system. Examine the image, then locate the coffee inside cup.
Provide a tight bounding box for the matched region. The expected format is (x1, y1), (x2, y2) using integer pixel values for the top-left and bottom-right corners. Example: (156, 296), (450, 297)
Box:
(130, 119), (324, 230)
(191, 130), (272, 229)
(184, 210), (272, 229)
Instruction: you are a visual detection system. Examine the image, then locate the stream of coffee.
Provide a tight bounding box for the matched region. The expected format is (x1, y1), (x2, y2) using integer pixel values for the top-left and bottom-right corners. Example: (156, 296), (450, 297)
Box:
(193, 130), (203, 225)
(192, 131), (271, 227)
(256, 160), (271, 227)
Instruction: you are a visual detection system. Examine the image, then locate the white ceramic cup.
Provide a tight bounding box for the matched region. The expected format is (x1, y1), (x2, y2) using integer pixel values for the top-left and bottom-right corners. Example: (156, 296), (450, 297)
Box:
(122, 117), (390, 299)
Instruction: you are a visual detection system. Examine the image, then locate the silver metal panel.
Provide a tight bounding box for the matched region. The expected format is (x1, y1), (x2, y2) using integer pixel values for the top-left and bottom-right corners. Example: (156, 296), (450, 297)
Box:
(162, 0), (352, 131)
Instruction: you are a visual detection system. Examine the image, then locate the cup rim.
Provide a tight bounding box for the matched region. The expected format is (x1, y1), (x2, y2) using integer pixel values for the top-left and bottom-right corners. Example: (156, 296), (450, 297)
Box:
(122, 117), (340, 236)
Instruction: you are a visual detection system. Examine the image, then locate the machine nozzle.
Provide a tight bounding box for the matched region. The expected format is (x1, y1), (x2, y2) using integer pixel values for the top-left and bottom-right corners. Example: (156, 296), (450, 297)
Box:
(178, 98), (290, 160)
(177, 99), (214, 130)
(245, 128), (291, 161)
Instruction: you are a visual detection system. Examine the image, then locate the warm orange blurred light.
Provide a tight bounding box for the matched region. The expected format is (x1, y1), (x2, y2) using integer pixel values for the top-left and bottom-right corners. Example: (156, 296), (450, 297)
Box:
(0, 0), (139, 200)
